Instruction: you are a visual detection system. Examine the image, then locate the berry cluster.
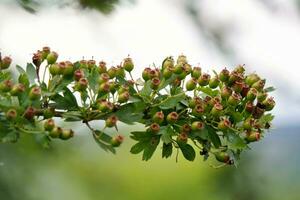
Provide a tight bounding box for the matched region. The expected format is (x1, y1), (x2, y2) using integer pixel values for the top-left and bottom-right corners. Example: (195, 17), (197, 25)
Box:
(0, 48), (275, 165)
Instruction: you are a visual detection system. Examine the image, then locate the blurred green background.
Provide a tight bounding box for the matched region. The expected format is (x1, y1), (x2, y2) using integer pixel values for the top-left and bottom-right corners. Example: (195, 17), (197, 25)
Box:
(1, 0), (300, 200)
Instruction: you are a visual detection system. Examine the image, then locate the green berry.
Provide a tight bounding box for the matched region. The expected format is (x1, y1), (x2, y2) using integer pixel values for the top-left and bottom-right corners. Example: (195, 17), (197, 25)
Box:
(177, 132), (188, 143)
(181, 124), (192, 133)
(162, 57), (174, 69)
(10, 83), (25, 96)
(111, 135), (124, 147)
(60, 129), (74, 140)
(233, 64), (245, 74)
(49, 63), (60, 76)
(209, 76), (220, 89)
(245, 73), (260, 86)
(211, 103), (223, 117)
(116, 66), (125, 78)
(166, 112), (178, 124)
(46, 51), (58, 64)
(174, 63), (184, 74)
(29, 86), (41, 101)
(186, 78), (197, 91)
(49, 126), (62, 138)
(191, 67), (201, 79)
(246, 88), (258, 101)
(177, 55), (187, 64)
(107, 67), (117, 79)
(142, 68), (151, 81)
(252, 79), (265, 91)
(189, 97), (203, 108)
(220, 86), (232, 99)
(97, 99), (113, 112)
(262, 97), (275, 111)
(6, 109), (17, 120)
(198, 73), (210, 86)
(245, 131), (260, 143)
(0, 80), (13, 92)
(98, 61), (107, 73)
(41, 46), (50, 59)
(106, 115), (118, 128)
(63, 61), (74, 76)
(74, 69), (84, 81)
(163, 67), (173, 79)
(99, 82), (110, 93)
(153, 111), (164, 124)
(0, 56), (12, 69)
(118, 91), (130, 103)
(24, 107), (36, 120)
(150, 77), (160, 90)
(123, 57), (134, 72)
(75, 78), (88, 91)
(191, 121), (204, 131)
(218, 119), (231, 131)
(149, 123), (160, 134)
(215, 152), (230, 163)
(228, 93), (241, 106)
(219, 68), (230, 82)
(44, 119), (55, 131)
(43, 108), (54, 119)
(87, 60), (96, 70)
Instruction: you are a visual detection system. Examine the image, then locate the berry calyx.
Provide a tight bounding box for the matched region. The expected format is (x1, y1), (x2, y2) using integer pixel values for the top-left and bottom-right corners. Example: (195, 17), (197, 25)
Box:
(149, 123), (160, 134)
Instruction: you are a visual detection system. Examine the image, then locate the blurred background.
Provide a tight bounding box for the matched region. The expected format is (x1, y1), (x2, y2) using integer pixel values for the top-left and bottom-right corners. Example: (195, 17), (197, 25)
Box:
(0, 0), (300, 199)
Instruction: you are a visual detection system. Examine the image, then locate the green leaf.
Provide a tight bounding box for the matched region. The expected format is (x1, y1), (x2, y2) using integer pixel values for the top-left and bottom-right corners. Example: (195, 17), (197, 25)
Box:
(207, 126), (221, 148)
(93, 130), (116, 154)
(162, 143), (173, 158)
(130, 131), (150, 141)
(178, 143), (196, 161)
(142, 136), (160, 161)
(192, 127), (209, 140)
(87, 68), (99, 93)
(54, 78), (73, 93)
(259, 113), (274, 125)
(160, 125), (175, 144)
(26, 63), (37, 84)
(198, 87), (219, 97)
(62, 111), (83, 122)
(226, 131), (247, 150)
(140, 80), (152, 100)
(0, 71), (12, 82)
(130, 141), (147, 154)
(229, 112), (243, 123)
(158, 93), (186, 109)
(63, 87), (78, 109)
(16, 65), (26, 74)
(264, 86), (276, 93)
(115, 102), (145, 124)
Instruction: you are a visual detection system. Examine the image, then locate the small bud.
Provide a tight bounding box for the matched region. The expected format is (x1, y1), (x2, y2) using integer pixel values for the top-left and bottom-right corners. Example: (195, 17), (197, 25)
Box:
(219, 68), (230, 82)
(44, 119), (55, 131)
(60, 129), (74, 140)
(111, 135), (124, 147)
(6, 109), (17, 120)
(153, 111), (164, 124)
(191, 67), (201, 79)
(191, 121), (204, 131)
(49, 126), (62, 138)
(245, 131), (260, 142)
(262, 97), (275, 111)
(10, 83), (25, 96)
(46, 51), (58, 64)
(198, 73), (211, 86)
(29, 86), (41, 101)
(209, 76), (220, 89)
(150, 77), (160, 90)
(0, 56), (12, 70)
(106, 115), (118, 128)
(74, 69), (84, 81)
(123, 57), (134, 72)
(118, 91), (130, 103)
(166, 112), (178, 124)
(98, 61), (107, 73)
(149, 123), (160, 134)
(186, 78), (197, 91)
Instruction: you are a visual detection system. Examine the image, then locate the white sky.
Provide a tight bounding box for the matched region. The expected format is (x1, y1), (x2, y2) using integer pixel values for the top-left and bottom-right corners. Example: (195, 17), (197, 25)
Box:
(0, 0), (299, 126)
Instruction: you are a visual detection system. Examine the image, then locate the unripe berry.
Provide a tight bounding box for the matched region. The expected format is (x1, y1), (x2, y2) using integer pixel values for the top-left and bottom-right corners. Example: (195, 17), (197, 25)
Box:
(219, 68), (230, 82)
(191, 121), (204, 131)
(177, 71), (187, 80)
(49, 63), (60, 76)
(80, 60), (88, 69)
(41, 46), (50, 59)
(111, 135), (124, 147)
(246, 88), (258, 101)
(166, 112), (178, 124)
(243, 118), (254, 130)
(188, 97), (203, 108)
(123, 57), (134, 72)
(106, 115), (118, 128)
(262, 97), (275, 111)
(172, 77), (181, 87)
(211, 103), (223, 117)
(209, 76), (220, 89)
(6, 109), (17, 120)
(252, 79), (265, 91)
(74, 69), (84, 81)
(191, 67), (201, 79)
(174, 63), (184, 74)
(245, 131), (260, 142)
(24, 107), (36, 120)
(118, 85), (129, 94)
(0, 56), (12, 70)
(245, 102), (254, 113)
(118, 91), (130, 103)
(218, 119), (231, 131)
(198, 73), (211, 86)
(177, 132), (188, 143)
(221, 86), (232, 99)
(0, 80), (13, 92)
(63, 61), (74, 76)
(60, 129), (74, 140)
(228, 92), (241, 106)
(108, 82), (117, 93)
(163, 67), (173, 79)
(98, 61), (107, 73)
(97, 99), (113, 112)
(192, 104), (205, 117)
(149, 123), (160, 134)
(87, 60), (96, 70)
(99, 82), (110, 93)
(257, 92), (268, 102)
(46, 51), (58, 64)
(44, 119), (55, 131)
(162, 57), (174, 69)
(10, 83), (25, 96)
(142, 67), (151, 81)
(107, 67), (117, 79)
(177, 55), (187, 64)
(181, 124), (192, 133)
(75, 78), (88, 91)
(232, 81), (244, 93)
(29, 86), (41, 101)
(215, 152), (230, 163)
(233, 64), (245, 74)
(183, 63), (192, 74)
(98, 73), (110, 84)
(116, 66), (125, 78)
(252, 106), (265, 119)
(49, 126), (62, 138)
(153, 111), (164, 124)
(186, 78), (197, 91)
(150, 77), (160, 90)
(245, 73), (260, 86)
(228, 71), (243, 85)
(43, 108), (54, 119)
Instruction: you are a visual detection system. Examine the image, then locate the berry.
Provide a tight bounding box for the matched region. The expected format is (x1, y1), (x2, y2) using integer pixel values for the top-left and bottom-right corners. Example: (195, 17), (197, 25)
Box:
(32, 52), (42, 67)
(218, 119), (231, 131)
(228, 93), (241, 106)
(152, 111), (164, 124)
(192, 104), (205, 117)
(262, 97), (275, 111)
(243, 118), (254, 130)
(24, 107), (36, 120)
(174, 63), (184, 74)
(87, 60), (96, 70)
(232, 81), (244, 93)
(246, 88), (258, 101)
(215, 152), (230, 163)
(149, 123), (160, 134)
(233, 64), (245, 74)
(166, 112), (178, 124)
(98, 61), (107, 73)
(142, 68), (151, 81)
(60, 129), (74, 140)
(118, 91), (130, 103)
(44, 119), (55, 131)
(43, 108), (54, 119)
(252, 106), (265, 119)
(0, 56), (12, 70)
(211, 103), (223, 117)
(221, 86), (232, 99)
(245, 73), (260, 86)
(49, 63), (60, 75)
(186, 78), (197, 91)
(123, 57), (134, 72)
(29, 86), (41, 101)
(63, 61), (74, 76)
(80, 60), (88, 69)
(191, 121), (204, 131)
(10, 83), (25, 96)
(245, 131), (260, 142)
(252, 79), (265, 91)
(177, 71), (187, 80)
(245, 102), (254, 113)
(116, 66), (125, 78)
(188, 97), (203, 108)
(97, 99), (113, 112)
(74, 69), (84, 81)
(107, 67), (117, 79)
(0, 80), (13, 92)
(111, 135), (124, 147)
(257, 92), (268, 102)
(181, 124), (192, 133)
(163, 67), (173, 79)
(219, 68), (230, 82)
(162, 57), (174, 69)
(177, 132), (188, 143)
(41, 46), (50, 59)
(99, 82), (110, 93)
(6, 109), (17, 120)
(98, 73), (110, 84)
(46, 51), (58, 64)
(49, 126), (62, 138)
(191, 67), (201, 79)
(150, 77), (160, 90)
(106, 115), (118, 128)
(198, 73), (211, 86)
(209, 76), (220, 89)
(75, 78), (88, 91)
(177, 55), (187, 64)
